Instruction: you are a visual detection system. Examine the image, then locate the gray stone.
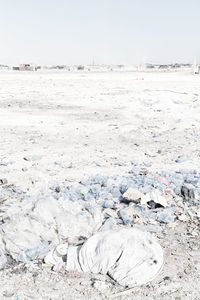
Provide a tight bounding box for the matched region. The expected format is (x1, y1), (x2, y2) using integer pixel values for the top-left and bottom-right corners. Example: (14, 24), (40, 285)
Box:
(143, 160), (152, 167)
(181, 184), (195, 202)
(156, 212), (175, 223)
(175, 156), (188, 163)
(23, 155), (42, 161)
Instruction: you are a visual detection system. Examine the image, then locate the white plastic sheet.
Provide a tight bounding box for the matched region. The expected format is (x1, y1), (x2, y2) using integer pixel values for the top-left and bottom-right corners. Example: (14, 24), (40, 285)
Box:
(0, 196), (102, 261)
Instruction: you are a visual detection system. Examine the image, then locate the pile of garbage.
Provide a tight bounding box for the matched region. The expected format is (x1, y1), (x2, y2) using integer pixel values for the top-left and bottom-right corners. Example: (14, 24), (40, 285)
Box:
(0, 166), (200, 270)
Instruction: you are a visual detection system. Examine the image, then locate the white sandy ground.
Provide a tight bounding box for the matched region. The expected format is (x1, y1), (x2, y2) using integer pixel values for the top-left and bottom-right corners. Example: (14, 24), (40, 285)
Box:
(0, 70), (200, 299)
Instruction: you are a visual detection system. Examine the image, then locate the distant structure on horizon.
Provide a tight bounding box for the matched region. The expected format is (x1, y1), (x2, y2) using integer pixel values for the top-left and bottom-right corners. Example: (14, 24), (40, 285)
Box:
(0, 64), (9, 70)
(19, 63), (37, 71)
(141, 63), (192, 71)
(193, 64), (200, 75)
(0, 62), (195, 73)
(12, 63), (37, 71)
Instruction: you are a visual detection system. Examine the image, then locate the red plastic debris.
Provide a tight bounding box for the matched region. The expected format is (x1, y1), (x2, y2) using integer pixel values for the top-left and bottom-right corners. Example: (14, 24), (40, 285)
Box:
(164, 189), (172, 194)
(157, 177), (170, 186)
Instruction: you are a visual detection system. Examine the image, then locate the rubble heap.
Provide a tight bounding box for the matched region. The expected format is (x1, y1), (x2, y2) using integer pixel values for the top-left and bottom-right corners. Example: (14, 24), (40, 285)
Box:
(0, 167), (199, 268)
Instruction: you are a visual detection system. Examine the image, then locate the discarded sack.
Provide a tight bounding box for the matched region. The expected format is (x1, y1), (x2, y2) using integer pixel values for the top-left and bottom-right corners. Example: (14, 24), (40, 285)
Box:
(45, 228), (164, 287)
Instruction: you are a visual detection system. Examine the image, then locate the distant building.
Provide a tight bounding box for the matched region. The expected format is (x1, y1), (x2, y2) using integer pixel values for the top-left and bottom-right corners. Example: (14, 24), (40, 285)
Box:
(145, 64), (155, 69)
(49, 65), (67, 70)
(0, 64), (9, 70)
(77, 65), (84, 70)
(19, 64), (37, 71)
(12, 66), (20, 71)
(158, 65), (169, 69)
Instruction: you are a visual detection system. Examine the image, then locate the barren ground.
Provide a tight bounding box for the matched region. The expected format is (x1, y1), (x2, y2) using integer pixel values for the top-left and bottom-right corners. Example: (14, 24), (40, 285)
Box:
(0, 70), (200, 299)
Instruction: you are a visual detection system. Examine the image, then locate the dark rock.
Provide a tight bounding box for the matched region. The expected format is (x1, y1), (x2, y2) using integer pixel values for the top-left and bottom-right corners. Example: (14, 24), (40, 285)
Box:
(0, 178), (8, 185)
(181, 184), (195, 202)
(55, 186), (61, 193)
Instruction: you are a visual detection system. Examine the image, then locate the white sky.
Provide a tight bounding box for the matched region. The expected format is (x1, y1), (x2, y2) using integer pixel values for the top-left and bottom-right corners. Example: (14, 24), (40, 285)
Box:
(0, 0), (200, 65)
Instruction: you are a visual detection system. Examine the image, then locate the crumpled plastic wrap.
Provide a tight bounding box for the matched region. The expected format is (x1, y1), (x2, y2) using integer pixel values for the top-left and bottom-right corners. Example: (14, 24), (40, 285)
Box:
(0, 195), (103, 262)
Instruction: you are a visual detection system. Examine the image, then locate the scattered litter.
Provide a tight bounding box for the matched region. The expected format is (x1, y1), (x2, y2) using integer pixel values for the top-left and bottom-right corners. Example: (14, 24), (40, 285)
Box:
(141, 190), (168, 208)
(122, 187), (144, 203)
(0, 167), (199, 288)
(157, 177), (170, 186)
